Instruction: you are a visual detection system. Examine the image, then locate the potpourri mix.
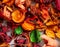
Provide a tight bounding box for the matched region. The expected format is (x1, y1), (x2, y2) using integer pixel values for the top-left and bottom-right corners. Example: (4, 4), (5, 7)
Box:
(0, 0), (60, 47)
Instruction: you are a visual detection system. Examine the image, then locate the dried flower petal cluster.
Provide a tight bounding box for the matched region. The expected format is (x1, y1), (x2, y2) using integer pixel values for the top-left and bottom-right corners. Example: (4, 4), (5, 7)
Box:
(0, 0), (60, 47)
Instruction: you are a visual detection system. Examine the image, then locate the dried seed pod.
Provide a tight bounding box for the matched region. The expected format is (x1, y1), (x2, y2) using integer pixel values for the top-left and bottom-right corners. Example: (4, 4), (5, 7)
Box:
(45, 29), (55, 39)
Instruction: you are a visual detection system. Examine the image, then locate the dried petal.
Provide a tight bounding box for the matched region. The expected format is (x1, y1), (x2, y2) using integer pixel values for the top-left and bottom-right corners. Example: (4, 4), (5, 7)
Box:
(55, 0), (60, 10)
(45, 29), (55, 39)
(12, 10), (25, 23)
(55, 29), (60, 39)
(22, 21), (35, 31)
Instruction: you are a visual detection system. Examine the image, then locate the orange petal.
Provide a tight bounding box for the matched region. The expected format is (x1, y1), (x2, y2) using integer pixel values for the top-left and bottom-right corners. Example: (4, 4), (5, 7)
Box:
(12, 10), (25, 23)
(22, 21), (35, 31)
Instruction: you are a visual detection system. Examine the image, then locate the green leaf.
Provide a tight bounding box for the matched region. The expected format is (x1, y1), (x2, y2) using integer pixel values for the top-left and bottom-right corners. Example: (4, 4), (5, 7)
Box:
(30, 29), (42, 42)
(14, 26), (23, 35)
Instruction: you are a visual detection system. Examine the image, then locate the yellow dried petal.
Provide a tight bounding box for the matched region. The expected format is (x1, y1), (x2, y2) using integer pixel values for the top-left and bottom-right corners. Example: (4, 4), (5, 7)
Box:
(53, 26), (58, 32)
(46, 29), (55, 39)
(46, 21), (54, 26)
(56, 32), (60, 39)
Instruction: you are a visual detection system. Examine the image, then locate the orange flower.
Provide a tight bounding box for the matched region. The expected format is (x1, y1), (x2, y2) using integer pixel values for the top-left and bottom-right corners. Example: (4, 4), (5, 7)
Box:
(12, 10), (25, 23)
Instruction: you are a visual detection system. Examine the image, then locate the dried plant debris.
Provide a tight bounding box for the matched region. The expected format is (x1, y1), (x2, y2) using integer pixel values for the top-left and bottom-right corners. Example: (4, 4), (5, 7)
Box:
(0, 0), (60, 47)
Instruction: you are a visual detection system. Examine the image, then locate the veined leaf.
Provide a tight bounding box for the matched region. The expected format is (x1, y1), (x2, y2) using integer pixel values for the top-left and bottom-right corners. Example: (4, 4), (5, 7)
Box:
(14, 26), (23, 35)
(30, 29), (42, 42)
